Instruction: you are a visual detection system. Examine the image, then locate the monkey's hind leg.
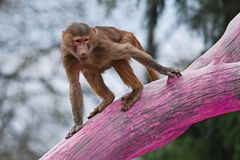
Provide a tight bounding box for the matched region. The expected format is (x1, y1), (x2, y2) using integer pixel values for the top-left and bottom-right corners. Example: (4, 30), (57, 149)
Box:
(113, 60), (143, 111)
(66, 123), (83, 139)
(83, 72), (115, 119)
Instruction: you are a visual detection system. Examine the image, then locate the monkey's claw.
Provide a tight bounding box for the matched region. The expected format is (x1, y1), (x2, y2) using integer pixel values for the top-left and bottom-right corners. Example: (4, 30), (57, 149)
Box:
(121, 105), (130, 112)
(166, 67), (182, 77)
(65, 123), (83, 139)
(121, 94), (129, 101)
(88, 107), (101, 119)
(121, 97), (133, 112)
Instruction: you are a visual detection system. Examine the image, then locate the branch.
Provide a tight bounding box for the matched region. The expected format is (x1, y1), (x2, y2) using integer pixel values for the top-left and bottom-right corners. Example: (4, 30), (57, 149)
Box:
(40, 14), (240, 160)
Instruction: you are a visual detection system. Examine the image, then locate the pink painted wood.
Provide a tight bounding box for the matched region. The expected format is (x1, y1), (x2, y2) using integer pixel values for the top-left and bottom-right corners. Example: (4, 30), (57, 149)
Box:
(40, 13), (240, 160)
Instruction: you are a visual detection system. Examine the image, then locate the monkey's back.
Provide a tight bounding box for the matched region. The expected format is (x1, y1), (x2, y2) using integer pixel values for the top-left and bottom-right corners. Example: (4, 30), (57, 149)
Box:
(95, 26), (130, 43)
(96, 26), (144, 51)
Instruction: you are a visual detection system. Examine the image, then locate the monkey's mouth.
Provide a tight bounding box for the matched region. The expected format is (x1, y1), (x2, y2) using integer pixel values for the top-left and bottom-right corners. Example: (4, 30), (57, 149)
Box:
(79, 56), (87, 61)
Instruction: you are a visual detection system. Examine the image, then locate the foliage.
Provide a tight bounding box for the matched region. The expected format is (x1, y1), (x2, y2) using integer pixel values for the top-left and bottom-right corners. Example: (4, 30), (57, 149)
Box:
(174, 0), (240, 47)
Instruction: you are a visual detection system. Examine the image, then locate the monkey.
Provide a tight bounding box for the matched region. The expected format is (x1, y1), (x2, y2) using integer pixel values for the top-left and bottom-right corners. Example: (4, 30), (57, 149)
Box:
(61, 23), (181, 138)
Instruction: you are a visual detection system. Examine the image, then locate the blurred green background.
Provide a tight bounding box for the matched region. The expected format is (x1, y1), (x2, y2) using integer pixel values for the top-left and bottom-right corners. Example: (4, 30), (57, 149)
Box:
(0, 0), (239, 159)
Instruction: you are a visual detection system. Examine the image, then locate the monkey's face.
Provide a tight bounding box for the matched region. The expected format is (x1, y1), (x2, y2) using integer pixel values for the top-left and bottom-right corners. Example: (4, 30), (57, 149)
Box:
(73, 36), (91, 61)
(62, 31), (93, 61)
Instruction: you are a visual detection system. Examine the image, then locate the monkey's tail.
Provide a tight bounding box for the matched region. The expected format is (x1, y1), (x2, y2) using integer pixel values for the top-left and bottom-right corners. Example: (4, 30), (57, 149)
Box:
(146, 67), (159, 81)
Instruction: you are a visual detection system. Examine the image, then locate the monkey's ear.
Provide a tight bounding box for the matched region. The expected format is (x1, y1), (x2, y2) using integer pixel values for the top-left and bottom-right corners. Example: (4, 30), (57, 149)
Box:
(62, 31), (65, 38)
(91, 27), (98, 35)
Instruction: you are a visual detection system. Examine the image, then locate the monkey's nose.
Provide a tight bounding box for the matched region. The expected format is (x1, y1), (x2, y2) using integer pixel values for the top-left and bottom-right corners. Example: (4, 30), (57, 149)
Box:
(80, 53), (87, 60)
(81, 53), (87, 56)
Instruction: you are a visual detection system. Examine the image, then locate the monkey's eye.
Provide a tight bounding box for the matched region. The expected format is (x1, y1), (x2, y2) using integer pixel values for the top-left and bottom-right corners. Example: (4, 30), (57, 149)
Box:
(84, 39), (89, 42)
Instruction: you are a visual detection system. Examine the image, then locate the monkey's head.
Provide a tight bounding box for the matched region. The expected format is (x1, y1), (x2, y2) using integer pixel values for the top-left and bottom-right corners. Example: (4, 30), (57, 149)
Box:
(62, 23), (98, 61)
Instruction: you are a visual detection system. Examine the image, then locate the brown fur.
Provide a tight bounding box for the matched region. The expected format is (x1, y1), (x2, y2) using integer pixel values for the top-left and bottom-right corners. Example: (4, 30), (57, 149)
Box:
(61, 23), (181, 138)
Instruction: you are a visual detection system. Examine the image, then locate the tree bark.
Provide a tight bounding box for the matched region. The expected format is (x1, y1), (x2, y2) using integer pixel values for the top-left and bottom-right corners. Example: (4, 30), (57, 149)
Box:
(40, 13), (240, 160)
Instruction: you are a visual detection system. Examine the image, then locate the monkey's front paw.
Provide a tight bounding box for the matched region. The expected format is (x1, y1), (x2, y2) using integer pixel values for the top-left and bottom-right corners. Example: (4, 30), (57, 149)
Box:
(65, 123), (83, 139)
(166, 67), (182, 77)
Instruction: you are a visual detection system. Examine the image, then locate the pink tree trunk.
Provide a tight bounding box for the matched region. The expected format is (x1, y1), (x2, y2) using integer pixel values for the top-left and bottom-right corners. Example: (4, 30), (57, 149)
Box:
(40, 14), (240, 160)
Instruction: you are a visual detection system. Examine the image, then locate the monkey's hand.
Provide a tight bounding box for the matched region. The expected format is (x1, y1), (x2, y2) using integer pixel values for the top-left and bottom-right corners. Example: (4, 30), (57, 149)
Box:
(65, 122), (83, 139)
(164, 67), (182, 77)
